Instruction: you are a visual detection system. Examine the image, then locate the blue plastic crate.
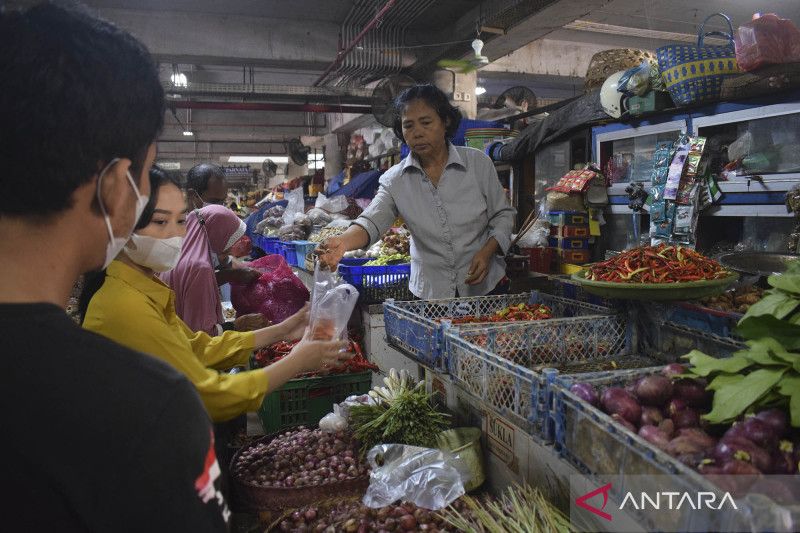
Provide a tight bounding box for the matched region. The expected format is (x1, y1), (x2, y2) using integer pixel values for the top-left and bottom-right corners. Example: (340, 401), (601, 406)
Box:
(550, 367), (796, 532)
(291, 240), (317, 269)
(383, 291), (619, 372)
(338, 263), (413, 304)
(339, 257), (370, 266)
(444, 311), (634, 441)
(277, 241), (297, 266)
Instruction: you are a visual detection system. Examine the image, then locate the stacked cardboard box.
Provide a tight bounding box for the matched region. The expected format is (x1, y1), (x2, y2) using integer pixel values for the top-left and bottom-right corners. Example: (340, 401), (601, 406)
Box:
(547, 211), (591, 265)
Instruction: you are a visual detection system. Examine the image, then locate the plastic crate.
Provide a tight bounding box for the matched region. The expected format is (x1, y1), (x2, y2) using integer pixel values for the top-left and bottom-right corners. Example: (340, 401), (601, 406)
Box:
(291, 240), (317, 269)
(253, 236), (280, 255)
(384, 291), (618, 372)
(277, 241), (297, 266)
(445, 314), (640, 441)
(550, 367), (799, 532)
(338, 263), (413, 304)
(257, 372), (372, 434)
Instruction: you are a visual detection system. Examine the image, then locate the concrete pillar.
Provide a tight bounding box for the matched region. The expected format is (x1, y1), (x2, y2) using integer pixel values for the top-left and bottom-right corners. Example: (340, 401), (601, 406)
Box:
(323, 133), (343, 181)
(453, 71), (478, 119)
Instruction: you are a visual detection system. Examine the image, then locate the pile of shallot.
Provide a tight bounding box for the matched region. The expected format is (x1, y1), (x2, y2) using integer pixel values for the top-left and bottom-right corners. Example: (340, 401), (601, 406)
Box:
(233, 426), (368, 488)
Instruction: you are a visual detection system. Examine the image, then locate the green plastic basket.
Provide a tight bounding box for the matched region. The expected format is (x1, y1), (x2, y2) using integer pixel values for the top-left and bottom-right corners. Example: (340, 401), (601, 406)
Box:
(570, 271), (739, 301)
(257, 372), (372, 434)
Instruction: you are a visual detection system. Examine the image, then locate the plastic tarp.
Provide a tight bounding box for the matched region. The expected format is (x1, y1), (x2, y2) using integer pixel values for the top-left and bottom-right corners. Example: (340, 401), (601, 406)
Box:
(326, 170), (346, 196)
(329, 169), (384, 199)
(244, 199), (288, 237)
(495, 92), (608, 162)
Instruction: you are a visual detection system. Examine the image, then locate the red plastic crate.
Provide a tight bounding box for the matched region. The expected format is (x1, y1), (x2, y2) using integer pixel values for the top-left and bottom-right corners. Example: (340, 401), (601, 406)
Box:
(523, 247), (554, 273)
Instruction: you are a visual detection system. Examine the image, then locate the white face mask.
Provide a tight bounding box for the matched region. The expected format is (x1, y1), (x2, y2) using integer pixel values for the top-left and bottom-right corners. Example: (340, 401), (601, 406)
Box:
(96, 158), (148, 269)
(124, 233), (185, 272)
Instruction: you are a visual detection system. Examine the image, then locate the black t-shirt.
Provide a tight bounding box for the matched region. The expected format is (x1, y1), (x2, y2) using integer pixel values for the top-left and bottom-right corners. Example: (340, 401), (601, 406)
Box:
(0, 303), (229, 532)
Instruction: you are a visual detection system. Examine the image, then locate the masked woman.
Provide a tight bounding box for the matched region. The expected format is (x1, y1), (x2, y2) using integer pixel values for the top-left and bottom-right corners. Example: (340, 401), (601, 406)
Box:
(81, 166), (350, 422)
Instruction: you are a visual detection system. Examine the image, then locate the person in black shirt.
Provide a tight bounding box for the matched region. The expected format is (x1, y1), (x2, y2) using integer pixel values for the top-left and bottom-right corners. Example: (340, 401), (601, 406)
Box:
(0, 3), (228, 531)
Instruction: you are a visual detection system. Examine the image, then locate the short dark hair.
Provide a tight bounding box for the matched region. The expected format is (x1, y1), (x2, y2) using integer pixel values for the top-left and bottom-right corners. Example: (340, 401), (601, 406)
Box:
(0, 2), (164, 219)
(186, 163), (226, 195)
(135, 165), (184, 230)
(392, 84), (462, 144)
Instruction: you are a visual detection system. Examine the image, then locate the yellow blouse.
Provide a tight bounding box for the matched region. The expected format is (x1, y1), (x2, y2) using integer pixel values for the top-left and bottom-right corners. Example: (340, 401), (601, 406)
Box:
(83, 260), (266, 422)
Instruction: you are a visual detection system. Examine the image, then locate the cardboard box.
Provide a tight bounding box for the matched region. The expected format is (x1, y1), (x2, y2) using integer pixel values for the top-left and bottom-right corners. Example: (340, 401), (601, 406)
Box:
(548, 236), (590, 250)
(557, 249), (591, 264)
(547, 211), (588, 226)
(550, 224), (590, 238)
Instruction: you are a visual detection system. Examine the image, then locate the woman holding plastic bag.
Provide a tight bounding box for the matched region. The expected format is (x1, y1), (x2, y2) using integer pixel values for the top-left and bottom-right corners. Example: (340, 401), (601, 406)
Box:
(161, 205), (264, 334)
(81, 167), (352, 422)
(317, 84), (515, 299)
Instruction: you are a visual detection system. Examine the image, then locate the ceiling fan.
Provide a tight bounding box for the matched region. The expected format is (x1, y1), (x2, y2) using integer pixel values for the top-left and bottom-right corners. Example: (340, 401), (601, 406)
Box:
(437, 38), (489, 73)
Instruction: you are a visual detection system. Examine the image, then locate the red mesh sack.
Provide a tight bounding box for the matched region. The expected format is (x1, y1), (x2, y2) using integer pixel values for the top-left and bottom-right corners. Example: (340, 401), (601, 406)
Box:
(735, 14), (800, 72)
(230, 254), (309, 324)
(230, 235), (252, 258)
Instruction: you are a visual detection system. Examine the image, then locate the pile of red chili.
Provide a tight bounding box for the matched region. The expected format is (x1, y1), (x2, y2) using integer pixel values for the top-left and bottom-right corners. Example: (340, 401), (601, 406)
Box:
(445, 303), (553, 325)
(253, 339), (378, 376)
(586, 244), (729, 283)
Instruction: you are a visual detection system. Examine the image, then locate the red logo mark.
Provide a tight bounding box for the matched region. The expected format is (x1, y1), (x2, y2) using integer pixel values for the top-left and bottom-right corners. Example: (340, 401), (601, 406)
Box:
(575, 483), (613, 521)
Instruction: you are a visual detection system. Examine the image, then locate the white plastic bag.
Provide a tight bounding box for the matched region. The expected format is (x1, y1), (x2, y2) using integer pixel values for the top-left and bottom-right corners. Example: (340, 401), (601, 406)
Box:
(319, 404), (348, 433)
(315, 192), (349, 214)
(282, 187), (305, 226)
(362, 444), (470, 510)
(309, 263), (359, 341)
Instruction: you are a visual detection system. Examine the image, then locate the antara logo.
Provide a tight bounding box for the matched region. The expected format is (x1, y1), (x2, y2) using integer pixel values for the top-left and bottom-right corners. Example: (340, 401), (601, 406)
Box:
(575, 483), (614, 521)
(620, 491), (738, 511)
(575, 483), (738, 522)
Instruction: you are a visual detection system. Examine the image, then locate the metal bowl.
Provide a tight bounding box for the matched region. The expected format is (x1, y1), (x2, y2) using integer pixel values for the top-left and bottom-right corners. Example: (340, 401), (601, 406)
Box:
(717, 252), (799, 278)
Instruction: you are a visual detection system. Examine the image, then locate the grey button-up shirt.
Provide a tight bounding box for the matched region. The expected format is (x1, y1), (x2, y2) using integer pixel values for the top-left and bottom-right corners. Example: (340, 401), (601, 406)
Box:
(354, 144), (515, 299)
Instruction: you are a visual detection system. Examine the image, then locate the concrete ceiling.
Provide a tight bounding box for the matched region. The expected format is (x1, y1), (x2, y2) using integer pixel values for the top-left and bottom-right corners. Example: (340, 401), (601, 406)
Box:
(72, 0), (799, 175)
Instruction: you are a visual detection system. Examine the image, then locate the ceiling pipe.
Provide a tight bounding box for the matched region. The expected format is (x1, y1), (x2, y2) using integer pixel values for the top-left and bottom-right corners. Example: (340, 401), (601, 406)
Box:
(171, 101), (371, 113)
(313, 0), (398, 87)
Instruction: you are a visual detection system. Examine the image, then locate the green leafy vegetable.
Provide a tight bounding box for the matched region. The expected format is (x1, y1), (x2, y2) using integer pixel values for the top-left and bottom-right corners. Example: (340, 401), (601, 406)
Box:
(682, 350), (752, 376)
(741, 291), (800, 320)
(704, 368), (787, 424)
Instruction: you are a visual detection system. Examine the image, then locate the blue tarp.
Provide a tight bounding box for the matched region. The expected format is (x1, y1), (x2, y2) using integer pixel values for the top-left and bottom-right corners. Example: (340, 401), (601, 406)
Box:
(244, 199), (288, 237)
(329, 169), (383, 199)
(326, 170), (346, 196)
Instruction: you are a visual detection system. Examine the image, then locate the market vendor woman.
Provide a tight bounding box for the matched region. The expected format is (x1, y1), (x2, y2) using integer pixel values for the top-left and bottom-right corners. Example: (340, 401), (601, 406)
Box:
(318, 84), (515, 298)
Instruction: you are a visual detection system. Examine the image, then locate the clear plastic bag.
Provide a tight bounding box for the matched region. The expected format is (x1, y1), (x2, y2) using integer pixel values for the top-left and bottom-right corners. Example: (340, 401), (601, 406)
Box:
(315, 192), (349, 214)
(362, 444), (470, 510)
(282, 187), (305, 226)
(309, 263), (359, 341)
(618, 61), (653, 96)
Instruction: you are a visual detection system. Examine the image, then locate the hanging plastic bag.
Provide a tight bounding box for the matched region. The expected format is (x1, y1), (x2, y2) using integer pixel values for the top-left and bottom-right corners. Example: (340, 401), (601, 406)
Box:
(230, 254), (309, 324)
(735, 13), (800, 72)
(315, 192), (349, 214)
(362, 444), (470, 510)
(282, 186), (305, 226)
(309, 263), (359, 341)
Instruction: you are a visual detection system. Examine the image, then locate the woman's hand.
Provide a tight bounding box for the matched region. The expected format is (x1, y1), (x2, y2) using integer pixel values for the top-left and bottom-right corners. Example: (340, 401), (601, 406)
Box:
(316, 236), (346, 271)
(288, 334), (352, 374)
(465, 249), (492, 285)
(278, 303), (310, 341)
(233, 313), (269, 331)
(465, 238), (500, 285)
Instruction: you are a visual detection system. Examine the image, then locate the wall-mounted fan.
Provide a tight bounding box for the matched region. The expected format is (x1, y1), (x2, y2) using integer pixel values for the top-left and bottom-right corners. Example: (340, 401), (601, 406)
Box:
(371, 75), (416, 127)
(437, 38), (489, 73)
(262, 158), (278, 178)
(287, 138), (311, 166)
